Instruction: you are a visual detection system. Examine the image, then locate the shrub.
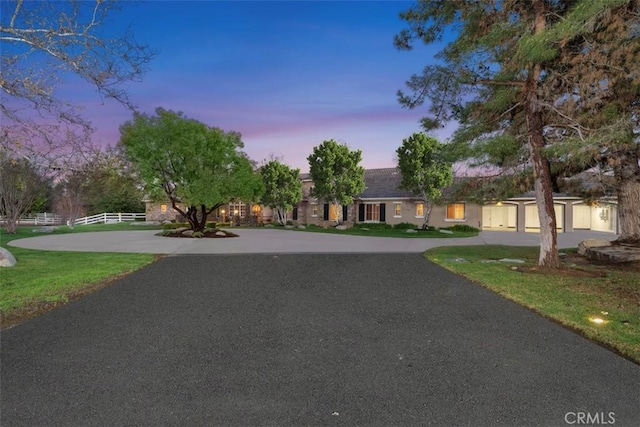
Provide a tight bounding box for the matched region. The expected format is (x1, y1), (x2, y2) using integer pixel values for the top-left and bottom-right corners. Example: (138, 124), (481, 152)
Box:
(354, 223), (393, 230)
(393, 222), (416, 230)
(286, 220), (294, 226)
(448, 224), (479, 233)
(163, 222), (189, 230)
(192, 231), (203, 238)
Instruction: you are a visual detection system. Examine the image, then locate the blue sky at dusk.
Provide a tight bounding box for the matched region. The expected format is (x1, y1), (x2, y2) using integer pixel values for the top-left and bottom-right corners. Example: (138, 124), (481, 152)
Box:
(76, 1), (447, 172)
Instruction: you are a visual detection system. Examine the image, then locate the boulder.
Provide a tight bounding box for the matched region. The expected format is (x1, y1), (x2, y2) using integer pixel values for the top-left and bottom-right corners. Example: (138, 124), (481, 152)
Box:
(182, 229), (194, 237)
(32, 226), (56, 233)
(577, 239), (611, 256)
(215, 231), (227, 237)
(335, 225), (347, 230)
(439, 229), (454, 234)
(0, 248), (17, 267)
(406, 229), (417, 233)
(285, 225), (295, 229)
(297, 225), (306, 229)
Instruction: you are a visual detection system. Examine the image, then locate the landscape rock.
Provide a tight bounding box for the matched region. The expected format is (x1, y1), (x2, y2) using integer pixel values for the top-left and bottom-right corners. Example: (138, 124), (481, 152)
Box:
(586, 245), (640, 264)
(336, 225), (347, 230)
(577, 239), (612, 256)
(285, 225), (295, 229)
(406, 229), (417, 233)
(498, 258), (525, 264)
(32, 226), (57, 233)
(0, 248), (17, 267)
(297, 225), (306, 229)
(439, 229), (454, 234)
(215, 231), (227, 237)
(182, 230), (194, 237)
(445, 257), (469, 263)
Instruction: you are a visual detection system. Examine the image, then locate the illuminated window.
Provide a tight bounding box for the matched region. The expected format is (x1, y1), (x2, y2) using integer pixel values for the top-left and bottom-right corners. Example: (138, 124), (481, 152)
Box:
(416, 203), (424, 217)
(329, 204), (340, 221)
(365, 204), (380, 221)
(446, 203), (465, 220)
(251, 204), (261, 214)
(160, 204), (167, 212)
(229, 202), (246, 218)
(311, 203), (318, 217)
(394, 202), (401, 217)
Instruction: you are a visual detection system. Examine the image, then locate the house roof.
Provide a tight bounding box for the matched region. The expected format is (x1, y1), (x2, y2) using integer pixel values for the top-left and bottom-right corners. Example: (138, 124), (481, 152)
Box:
(356, 168), (416, 200)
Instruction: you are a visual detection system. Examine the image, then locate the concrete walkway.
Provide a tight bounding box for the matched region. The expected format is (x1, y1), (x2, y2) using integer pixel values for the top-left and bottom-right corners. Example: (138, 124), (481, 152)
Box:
(8, 228), (617, 254)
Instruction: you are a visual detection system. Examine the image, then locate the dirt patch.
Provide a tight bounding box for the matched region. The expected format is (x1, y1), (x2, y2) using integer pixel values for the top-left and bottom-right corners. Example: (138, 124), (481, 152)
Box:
(160, 229), (239, 238)
(511, 252), (639, 277)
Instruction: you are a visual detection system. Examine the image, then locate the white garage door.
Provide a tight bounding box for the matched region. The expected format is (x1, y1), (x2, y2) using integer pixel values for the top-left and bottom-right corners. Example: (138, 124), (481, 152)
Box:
(525, 204), (564, 232)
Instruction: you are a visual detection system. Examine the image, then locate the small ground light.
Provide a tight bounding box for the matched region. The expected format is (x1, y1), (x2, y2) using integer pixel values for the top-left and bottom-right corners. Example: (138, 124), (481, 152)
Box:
(589, 317), (608, 325)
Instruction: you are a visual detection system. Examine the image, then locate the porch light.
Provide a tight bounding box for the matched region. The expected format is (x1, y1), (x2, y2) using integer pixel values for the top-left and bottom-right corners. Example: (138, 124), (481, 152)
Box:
(496, 201), (503, 206)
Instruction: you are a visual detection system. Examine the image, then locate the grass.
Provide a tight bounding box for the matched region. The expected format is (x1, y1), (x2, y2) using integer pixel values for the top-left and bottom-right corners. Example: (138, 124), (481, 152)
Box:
(276, 224), (479, 238)
(0, 223), (162, 327)
(426, 245), (640, 364)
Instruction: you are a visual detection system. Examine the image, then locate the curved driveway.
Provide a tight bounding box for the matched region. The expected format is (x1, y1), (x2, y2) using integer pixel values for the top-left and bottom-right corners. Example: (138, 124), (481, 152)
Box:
(8, 228), (615, 254)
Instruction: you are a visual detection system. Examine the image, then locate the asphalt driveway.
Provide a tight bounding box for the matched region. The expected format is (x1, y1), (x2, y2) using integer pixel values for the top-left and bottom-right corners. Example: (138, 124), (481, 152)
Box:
(2, 254), (639, 426)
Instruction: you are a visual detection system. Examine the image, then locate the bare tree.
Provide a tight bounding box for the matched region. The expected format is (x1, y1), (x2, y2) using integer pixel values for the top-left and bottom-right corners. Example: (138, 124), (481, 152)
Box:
(0, 151), (48, 233)
(0, 0), (155, 169)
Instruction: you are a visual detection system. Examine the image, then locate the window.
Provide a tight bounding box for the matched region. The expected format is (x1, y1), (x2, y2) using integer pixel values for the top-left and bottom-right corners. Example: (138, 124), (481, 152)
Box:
(311, 203), (318, 217)
(365, 204), (380, 221)
(160, 204), (167, 212)
(416, 203), (424, 217)
(394, 202), (402, 217)
(329, 204), (340, 221)
(446, 203), (465, 220)
(229, 202), (246, 218)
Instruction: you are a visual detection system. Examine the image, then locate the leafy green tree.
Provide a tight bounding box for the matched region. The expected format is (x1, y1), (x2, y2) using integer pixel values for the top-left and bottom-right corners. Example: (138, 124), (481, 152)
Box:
(395, 0), (603, 268)
(119, 108), (263, 232)
(0, 152), (48, 233)
(396, 133), (453, 228)
(307, 139), (365, 224)
(260, 160), (302, 225)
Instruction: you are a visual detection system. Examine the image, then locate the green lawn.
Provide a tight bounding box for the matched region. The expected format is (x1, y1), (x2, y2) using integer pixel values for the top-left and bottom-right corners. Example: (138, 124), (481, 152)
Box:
(426, 245), (640, 364)
(278, 224), (479, 238)
(1, 223), (162, 327)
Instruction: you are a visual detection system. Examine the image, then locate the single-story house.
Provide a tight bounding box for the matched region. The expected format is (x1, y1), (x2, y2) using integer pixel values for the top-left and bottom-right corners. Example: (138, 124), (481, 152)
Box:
(145, 167), (619, 234)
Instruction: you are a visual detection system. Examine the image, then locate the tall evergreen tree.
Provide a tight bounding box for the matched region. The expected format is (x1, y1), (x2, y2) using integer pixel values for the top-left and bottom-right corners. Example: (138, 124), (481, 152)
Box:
(395, 0), (634, 266)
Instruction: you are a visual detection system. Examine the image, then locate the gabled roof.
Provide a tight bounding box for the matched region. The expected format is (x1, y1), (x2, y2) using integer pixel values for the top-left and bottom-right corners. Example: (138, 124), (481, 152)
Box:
(356, 168), (416, 199)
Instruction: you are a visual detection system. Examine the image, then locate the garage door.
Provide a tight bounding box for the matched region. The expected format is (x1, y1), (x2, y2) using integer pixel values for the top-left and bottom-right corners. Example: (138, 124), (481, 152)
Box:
(525, 204), (564, 232)
(482, 205), (517, 230)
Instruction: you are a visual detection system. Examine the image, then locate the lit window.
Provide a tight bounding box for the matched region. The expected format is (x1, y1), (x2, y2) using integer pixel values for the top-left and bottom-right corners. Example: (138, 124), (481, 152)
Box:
(394, 203), (401, 217)
(446, 203), (465, 220)
(365, 204), (380, 221)
(416, 203), (424, 217)
(229, 202), (246, 218)
(312, 203), (318, 217)
(329, 204), (340, 221)
(160, 204), (167, 212)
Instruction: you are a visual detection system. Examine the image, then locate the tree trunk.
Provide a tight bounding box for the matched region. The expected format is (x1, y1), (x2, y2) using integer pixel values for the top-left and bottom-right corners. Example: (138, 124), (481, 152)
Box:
(524, 0), (560, 269)
(615, 149), (640, 243)
(423, 201), (433, 229)
(185, 204), (208, 232)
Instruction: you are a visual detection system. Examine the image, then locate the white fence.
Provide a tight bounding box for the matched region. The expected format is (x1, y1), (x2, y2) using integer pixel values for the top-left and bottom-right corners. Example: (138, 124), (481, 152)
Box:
(6, 213), (64, 225)
(71, 213), (146, 226)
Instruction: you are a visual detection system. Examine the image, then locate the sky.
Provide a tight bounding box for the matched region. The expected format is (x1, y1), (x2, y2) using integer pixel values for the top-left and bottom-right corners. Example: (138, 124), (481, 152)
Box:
(68, 1), (449, 172)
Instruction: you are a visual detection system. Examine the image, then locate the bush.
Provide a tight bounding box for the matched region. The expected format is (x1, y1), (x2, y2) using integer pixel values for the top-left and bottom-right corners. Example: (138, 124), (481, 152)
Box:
(162, 222), (189, 230)
(447, 224), (480, 233)
(192, 231), (203, 238)
(354, 223), (393, 230)
(393, 222), (416, 230)
(286, 220), (294, 226)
